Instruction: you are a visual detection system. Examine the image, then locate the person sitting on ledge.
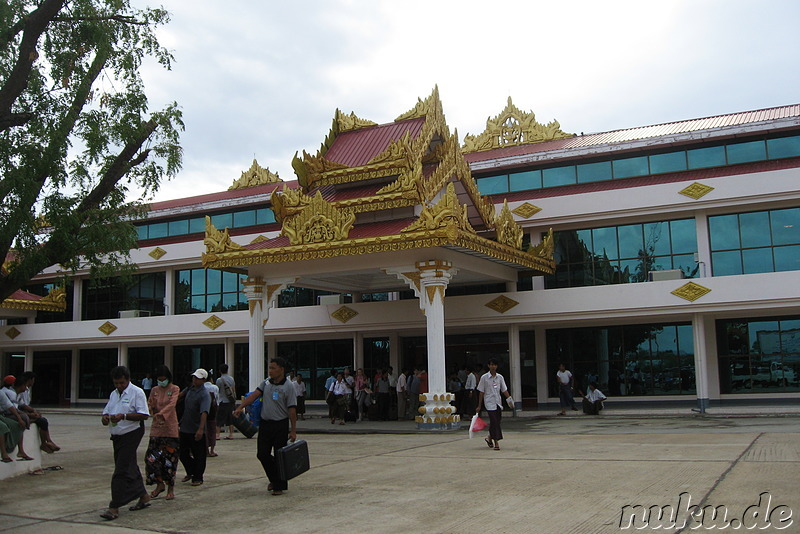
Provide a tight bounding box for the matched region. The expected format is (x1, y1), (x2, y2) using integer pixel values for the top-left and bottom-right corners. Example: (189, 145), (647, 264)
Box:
(0, 376), (32, 461)
(582, 382), (607, 415)
(15, 373), (60, 453)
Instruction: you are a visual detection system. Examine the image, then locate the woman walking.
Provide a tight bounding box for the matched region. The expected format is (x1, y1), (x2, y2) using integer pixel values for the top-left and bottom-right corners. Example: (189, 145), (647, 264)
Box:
(144, 365), (180, 501)
(476, 358), (513, 451)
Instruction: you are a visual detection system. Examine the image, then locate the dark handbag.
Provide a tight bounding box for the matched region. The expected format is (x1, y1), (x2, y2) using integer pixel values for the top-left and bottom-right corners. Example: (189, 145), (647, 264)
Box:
(276, 439), (309, 481)
(326, 393), (336, 406)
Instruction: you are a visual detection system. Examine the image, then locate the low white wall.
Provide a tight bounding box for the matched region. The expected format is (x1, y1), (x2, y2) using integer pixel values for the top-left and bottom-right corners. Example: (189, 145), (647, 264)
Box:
(0, 425), (42, 480)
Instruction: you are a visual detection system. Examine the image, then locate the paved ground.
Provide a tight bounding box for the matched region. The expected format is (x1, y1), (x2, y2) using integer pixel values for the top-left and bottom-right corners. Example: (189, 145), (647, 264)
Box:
(1, 410), (799, 533)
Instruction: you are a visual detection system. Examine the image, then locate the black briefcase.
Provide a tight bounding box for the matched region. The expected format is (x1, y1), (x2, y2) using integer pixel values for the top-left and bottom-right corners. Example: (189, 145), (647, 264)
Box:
(275, 439), (310, 481)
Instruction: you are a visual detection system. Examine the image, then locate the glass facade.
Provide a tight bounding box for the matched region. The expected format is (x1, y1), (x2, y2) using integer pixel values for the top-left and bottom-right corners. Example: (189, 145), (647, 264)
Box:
(278, 338), (354, 400)
(547, 323), (695, 397)
(83, 273), (166, 320)
(175, 268), (248, 314)
(128, 346), (165, 388)
(136, 206), (276, 241)
(476, 134), (800, 196)
(79, 348), (118, 399)
(24, 282), (73, 323)
(172, 344), (225, 390)
(546, 219), (698, 288)
(717, 316), (800, 394)
(709, 207), (800, 276)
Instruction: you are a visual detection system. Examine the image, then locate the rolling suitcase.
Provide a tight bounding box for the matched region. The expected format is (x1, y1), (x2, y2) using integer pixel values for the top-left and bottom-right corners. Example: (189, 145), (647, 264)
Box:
(232, 410), (257, 439)
(276, 439), (310, 481)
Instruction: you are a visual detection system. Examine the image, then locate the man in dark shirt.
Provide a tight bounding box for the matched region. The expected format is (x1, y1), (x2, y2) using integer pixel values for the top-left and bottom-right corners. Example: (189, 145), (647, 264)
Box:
(235, 357), (297, 495)
(179, 368), (211, 486)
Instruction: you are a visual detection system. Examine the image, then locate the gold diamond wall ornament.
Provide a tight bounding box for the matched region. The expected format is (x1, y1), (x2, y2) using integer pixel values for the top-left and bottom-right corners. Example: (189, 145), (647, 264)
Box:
(331, 306), (358, 323)
(203, 315), (225, 330)
(148, 247), (167, 260)
(511, 202), (542, 219)
(485, 295), (520, 314)
(671, 282), (712, 302)
(679, 182), (715, 200)
(5, 327), (21, 340)
(99, 321), (118, 336)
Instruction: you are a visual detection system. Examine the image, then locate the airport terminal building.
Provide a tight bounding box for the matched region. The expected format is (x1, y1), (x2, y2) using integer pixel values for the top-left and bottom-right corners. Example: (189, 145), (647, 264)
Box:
(1, 90), (799, 411)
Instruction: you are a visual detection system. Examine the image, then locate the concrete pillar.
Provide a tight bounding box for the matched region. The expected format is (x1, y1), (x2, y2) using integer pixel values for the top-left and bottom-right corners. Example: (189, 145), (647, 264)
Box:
(534, 326), (549, 405)
(692, 313), (710, 412)
(24, 347), (33, 372)
(224, 338), (235, 370)
(388, 332), (400, 376)
(164, 344), (173, 372)
(118, 343), (128, 368)
(163, 268), (175, 315)
(242, 276), (266, 392)
(695, 211), (711, 278)
(354, 332), (364, 370)
(267, 338), (277, 373)
(70, 348), (79, 404)
(508, 324), (522, 412)
(72, 277), (83, 321)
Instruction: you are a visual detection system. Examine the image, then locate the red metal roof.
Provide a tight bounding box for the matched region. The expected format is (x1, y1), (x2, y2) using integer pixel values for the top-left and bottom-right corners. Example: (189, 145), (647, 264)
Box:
(8, 289), (40, 302)
(465, 104), (800, 163)
(320, 183), (384, 202)
(149, 180), (299, 211)
(245, 218), (418, 250)
(324, 118), (425, 167)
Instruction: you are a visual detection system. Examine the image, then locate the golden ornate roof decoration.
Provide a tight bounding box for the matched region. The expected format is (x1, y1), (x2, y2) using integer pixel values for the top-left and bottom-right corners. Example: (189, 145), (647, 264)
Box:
(529, 228), (555, 263)
(462, 97), (573, 153)
(495, 201), (523, 250)
(1, 286), (68, 313)
(203, 216), (245, 255)
(402, 182), (474, 238)
(280, 191), (356, 246)
(336, 108), (377, 132)
(229, 159), (281, 191)
(396, 85), (441, 121)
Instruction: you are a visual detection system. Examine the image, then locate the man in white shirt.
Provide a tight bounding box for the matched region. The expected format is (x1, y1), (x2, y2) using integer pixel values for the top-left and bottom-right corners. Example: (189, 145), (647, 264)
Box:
(476, 358), (514, 450)
(582, 382), (607, 415)
(556, 363), (578, 415)
(100, 366), (150, 520)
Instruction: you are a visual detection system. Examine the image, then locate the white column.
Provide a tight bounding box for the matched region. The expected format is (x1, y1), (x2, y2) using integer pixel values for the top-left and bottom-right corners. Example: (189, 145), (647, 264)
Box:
(224, 338), (235, 370)
(508, 324), (521, 413)
(695, 211), (711, 278)
(418, 260), (456, 395)
(534, 326), (549, 406)
(118, 343), (128, 368)
(388, 332), (400, 376)
(70, 348), (79, 404)
(72, 277), (83, 321)
(267, 338), (277, 370)
(242, 277), (266, 392)
(164, 344), (173, 371)
(163, 268), (175, 315)
(354, 332), (364, 370)
(24, 347), (33, 372)
(692, 313), (710, 412)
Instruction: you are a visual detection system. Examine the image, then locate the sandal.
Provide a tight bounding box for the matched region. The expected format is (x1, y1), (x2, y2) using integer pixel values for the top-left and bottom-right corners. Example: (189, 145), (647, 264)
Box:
(484, 437), (493, 449)
(1, 457), (12, 463)
(165, 493), (175, 501)
(208, 452), (218, 457)
(271, 490), (284, 496)
(191, 480), (203, 486)
(150, 485), (165, 499)
(129, 501), (150, 511)
(100, 510), (119, 520)
(41, 443), (55, 454)
(17, 454), (34, 461)
(494, 446), (500, 450)
(223, 436), (234, 440)
(181, 475), (192, 482)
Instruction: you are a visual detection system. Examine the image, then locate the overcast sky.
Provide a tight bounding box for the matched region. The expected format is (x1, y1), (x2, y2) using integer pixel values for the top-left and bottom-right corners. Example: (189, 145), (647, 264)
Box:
(138, 0), (800, 202)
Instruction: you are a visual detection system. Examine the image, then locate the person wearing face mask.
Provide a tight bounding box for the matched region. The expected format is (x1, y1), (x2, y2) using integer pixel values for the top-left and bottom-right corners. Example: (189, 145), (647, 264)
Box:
(144, 365), (181, 501)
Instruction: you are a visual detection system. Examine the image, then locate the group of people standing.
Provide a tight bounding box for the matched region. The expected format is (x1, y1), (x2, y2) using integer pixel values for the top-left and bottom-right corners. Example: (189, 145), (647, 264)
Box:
(98, 363), (239, 520)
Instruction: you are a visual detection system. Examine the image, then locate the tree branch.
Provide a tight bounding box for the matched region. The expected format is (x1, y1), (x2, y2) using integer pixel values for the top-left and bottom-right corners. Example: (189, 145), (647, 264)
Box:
(0, 0), (65, 132)
(51, 15), (148, 26)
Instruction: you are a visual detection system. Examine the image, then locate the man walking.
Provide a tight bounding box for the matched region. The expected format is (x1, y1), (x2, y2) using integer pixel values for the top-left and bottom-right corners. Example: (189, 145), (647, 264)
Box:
(100, 366), (150, 520)
(215, 364), (236, 440)
(234, 357), (297, 496)
(556, 363), (578, 415)
(179, 368), (211, 486)
(396, 369), (407, 420)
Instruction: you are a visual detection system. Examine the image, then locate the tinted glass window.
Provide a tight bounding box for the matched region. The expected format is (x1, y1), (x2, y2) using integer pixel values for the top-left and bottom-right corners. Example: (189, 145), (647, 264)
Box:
(712, 250), (742, 276)
(149, 222), (168, 239)
(767, 136), (800, 159)
(168, 219), (189, 236)
(509, 170), (542, 191)
(774, 245), (800, 272)
(256, 208), (276, 224)
(739, 211), (772, 248)
(741, 248), (773, 274)
(577, 161), (612, 183)
(136, 226), (148, 240)
(612, 156), (649, 178)
(770, 208), (800, 246)
(643, 221), (671, 256)
(618, 224), (645, 258)
(592, 227), (618, 259)
(542, 166), (576, 188)
(709, 214), (741, 250)
(687, 146), (726, 169)
(189, 218), (205, 233)
(649, 151), (687, 174)
(669, 219), (697, 254)
(477, 175), (508, 195)
(211, 213), (233, 229)
(233, 210), (256, 227)
(726, 140), (766, 164)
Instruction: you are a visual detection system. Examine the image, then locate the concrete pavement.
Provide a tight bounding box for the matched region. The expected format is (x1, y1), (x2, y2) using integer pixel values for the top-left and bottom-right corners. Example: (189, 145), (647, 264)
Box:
(1, 411), (799, 533)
